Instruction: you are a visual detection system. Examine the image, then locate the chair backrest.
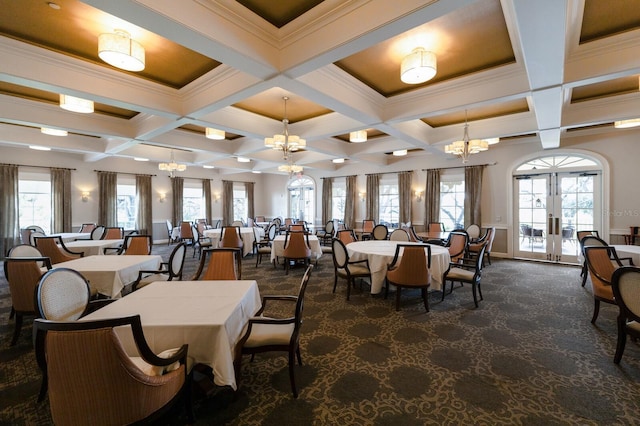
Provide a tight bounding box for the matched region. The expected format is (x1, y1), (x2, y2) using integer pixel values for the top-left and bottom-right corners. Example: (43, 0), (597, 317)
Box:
(284, 218), (294, 227)
(389, 229), (410, 241)
(246, 217), (255, 227)
(91, 225), (106, 240)
(562, 226), (574, 239)
(220, 226), (243, 249)
(284, 231), (311, 258)
(123, 234), (152, 255)
(180, 222), (193, 240)
(289, 223), (305, 232)
(27, 225), (46, 234)
(337, 229), (356, 245)
(255, 216), (266, 223)
(447, 231), (469, 262)
(372, 224), (388, 240)
(266, 223), (278, 241)
(33, 315), (187, 426)
(331, 238), (349, 269)
(466, 224), (481, 240)
(402, 226), (420, 242)
(35, 236), (83, 264)
(165, 219), (173, 233)
(581, 235), (609, 253)
(325, 220), (335, 234)
(387, 244), (431, 286)
(79, 223), (96, 233)
(584, 246), (623, 300)
(191, 225), (201, 246)
(4, 257), (52, 312)
(20, 228), (34, 245)
(231, 220), (245, 227)
(212, 219), (222, 229)
(103, 227), (124, 240)
(362, 220), (375, 233)
(8, 244), (43, 258)
(484, 227), (496, 251)
(292, 265), (313, 340)
(520, 224), (532, 237)
(428, 222), (444, 233)
(193, 247), (241, 280)
(29, 231), (46, 246)
(196, 222), (207, 237)
(36, 268), (91, 321)
(168, 242), (187, 279)
(577, 230), (600, 242)
(612, 266), (640, 328)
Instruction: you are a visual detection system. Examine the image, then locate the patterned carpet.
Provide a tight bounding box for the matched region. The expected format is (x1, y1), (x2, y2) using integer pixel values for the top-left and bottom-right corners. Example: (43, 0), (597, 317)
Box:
(1, 244), (640, 425)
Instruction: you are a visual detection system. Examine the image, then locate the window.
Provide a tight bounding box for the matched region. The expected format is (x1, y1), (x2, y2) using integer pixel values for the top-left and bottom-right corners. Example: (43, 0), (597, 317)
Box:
(19, 172), (52, 234)
(117, 180), (136, 230)
(379, 175), (399, 227)
(440, 174), (465, 231)
(233, 183), (247, 222)
(183, 183), (205, 222)
(332, 178), (346, 221)
(288, 176), (314, 222)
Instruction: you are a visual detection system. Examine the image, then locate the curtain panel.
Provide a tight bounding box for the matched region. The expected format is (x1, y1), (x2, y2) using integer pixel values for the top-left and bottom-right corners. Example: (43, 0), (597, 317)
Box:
(171, 177), (184, 226)
(98, 171), (117, 227)
(203, 179), (212, 225)
(246, 181), (255, 220)
(222, 180), (234, 225)
(398, 171), (412, 225)
(365, 174), (380, 224)
(344, 175), (357, 229)
(0, 164), (19, 257)
(136, 175), (152, 235)
(51, 168), (71, 233)
(321, 177), (332, 225)
(464, 165), (485, 226)
(425, 169), (441, 226)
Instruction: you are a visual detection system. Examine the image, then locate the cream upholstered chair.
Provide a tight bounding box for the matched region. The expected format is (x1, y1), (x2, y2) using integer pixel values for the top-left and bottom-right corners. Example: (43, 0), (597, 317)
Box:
(34, 315), (192, 425)
(331, 238), (371, 300)
(191, 224), (212, 258)
(282, 231), (312, 274)
(315, 220), (336, 245)
(389, 229), (410, 241)
(584, 246), (628, 324)
(237, 265), (313, 398)
(611, 266), (640, 364)
(468, 227), (495, 266)
(192, 247), (241, 280)
(4, 257), (52, 345)
(442, 243), (488, 308)
(372, 224), (389, 240)
(132, 242), (187, 292)
(166, 220), (180, 245)
(255, 223), (278, 267)
(385, 244), (431, 312)
(34, 235), (84, 264)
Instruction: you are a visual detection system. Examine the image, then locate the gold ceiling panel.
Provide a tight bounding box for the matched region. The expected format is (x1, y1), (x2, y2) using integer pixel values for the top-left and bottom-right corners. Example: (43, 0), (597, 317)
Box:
(571, 75), (639, 103)
(580, 0), (640, 44)
(0, 0), (219, 89)
(236, 0), (324, 28)
(335, 0), (515, 97)
(421, 99), (530, 128)
(0, 82), (138, 119)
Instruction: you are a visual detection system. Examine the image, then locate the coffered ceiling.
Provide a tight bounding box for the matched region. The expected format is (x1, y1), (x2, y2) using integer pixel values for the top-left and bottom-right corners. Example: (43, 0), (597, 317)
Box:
(0, 0), (639, 175)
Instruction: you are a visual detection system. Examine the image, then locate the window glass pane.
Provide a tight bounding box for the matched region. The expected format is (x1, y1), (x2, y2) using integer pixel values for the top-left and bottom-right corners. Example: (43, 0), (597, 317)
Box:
(183, 185), (204, 222)
(233, 183), (247, 222)
(379, 175), (399, 227)
(440, 177), (464, 231)
(332, 179), (346, 221)
(19, 177), (51, 233)
(117, 184), (136, 230)
(288, 176), (314, 222)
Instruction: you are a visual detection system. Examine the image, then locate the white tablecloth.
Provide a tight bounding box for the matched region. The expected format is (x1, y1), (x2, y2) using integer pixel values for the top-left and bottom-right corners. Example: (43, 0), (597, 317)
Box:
(53, 255), (162, 298)
(49, 232), (90, 243)
(203, 227), (265, 257)
(612, 245), (640, 265)
(347, 241), (451, 294)
(82, 280), (261, 390)
(270, 234), (323, 263)
(63, 239), (123, 256)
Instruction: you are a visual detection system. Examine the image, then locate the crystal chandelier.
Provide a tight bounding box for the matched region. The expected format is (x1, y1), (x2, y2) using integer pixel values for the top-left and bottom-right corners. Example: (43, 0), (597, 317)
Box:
(158, 150), (186, 177)
(445, 112), (488, 163)
(264, 96), (306, 161)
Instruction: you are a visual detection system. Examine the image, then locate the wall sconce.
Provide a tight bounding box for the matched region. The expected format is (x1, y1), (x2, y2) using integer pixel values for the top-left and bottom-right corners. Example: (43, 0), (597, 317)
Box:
(81, 191), (90, 202)
(415, 190), (424, 202)
(159, 192), (166, 203)
(214, 193), (221, 203)
(359, 192), (366, 202)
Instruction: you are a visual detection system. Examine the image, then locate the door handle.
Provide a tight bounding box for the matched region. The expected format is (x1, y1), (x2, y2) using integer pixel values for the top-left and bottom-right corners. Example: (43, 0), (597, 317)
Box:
(554, 218), (560, 235)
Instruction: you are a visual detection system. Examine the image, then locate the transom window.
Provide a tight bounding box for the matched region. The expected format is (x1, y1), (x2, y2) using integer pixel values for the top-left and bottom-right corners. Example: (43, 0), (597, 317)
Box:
(516, 155), (598, 172)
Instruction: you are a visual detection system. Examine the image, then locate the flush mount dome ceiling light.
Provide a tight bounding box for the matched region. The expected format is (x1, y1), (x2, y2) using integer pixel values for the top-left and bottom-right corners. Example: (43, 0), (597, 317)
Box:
(205, 128), (225, 140)
(41, 127), (67, 136)
(401, 47), (437, 84)
(614, 118), (640, 128)
(349, 130), (367, 143)
(59, 94), (94, 113)
(98, 29), (145, 72)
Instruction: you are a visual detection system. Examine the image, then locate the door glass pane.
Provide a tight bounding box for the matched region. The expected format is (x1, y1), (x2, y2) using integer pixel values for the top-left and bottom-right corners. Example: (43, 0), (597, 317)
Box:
(517, 177), (547, 253)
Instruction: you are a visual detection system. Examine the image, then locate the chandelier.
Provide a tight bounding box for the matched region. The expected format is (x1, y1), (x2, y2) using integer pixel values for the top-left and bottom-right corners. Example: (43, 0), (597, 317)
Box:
(264, 96), (306, 161)
(445, 112), (489, 163)
(158, 150), (186, 177)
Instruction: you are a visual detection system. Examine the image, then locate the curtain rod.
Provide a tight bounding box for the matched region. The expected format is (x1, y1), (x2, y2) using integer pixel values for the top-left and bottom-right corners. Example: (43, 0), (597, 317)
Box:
(422, 162), (497, 171)
(366, 170), (413, 176)
(1, 163), (76, 171)
(94, 170), (156, 177)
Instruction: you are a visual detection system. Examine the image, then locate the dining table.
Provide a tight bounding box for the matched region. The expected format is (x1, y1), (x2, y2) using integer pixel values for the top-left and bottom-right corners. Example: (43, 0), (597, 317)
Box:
(52, 254), (162, 298)
(417, 231), (450, 243)
(48, 232), (91, 243)
(81, 280), (261, 391)
(346, 240), (451, 294)
(612, 245), (640, 266)
(203, 227), (265, 257)
(270, 234), (323, 264)
(62, 239), (123, 256)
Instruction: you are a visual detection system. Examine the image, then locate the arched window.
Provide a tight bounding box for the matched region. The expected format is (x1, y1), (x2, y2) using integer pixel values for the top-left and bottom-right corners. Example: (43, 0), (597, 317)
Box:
(288, 176), (315, 223)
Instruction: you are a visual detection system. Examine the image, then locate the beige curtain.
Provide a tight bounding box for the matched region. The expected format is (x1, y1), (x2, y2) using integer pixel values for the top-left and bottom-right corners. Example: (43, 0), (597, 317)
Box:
(321, 177), (332, 224)
(51, 168), (71, 233)
(425, 169), (441, 226)
(0, 164), (19, 256)
(98, 171), (117, 227)
(246, 181), (255, 220)
(366, 174), (380, 223)
(344, 175), (357, 229)
(222, 180), (234, 225)
(464, 165), (485, 226)
(136, 175), (152, 235)
(171, 177), (184, 226)
(398, 171), (412, 225)
(203, 179), (212, 225)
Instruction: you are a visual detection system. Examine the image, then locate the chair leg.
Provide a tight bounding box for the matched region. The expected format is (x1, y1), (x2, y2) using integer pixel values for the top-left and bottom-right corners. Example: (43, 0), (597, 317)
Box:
(346, 278), (351, 301)
(384, 278), (389, 299)
(285, 258), (289, 275)
(333, 274), (338, 293)
(9, 306), (14, 320)
(477, 280), (483, 301)
(472, 282), (479, 308)
(10, 313), (23, 346)
(395, 287), (401, 311)
(288, 350), (298, 398)
(38, 373), (48, 403)
(591, 299), (601, 324)
(581, 264), (588, 287)
(441, 281), (447, 301)
(614, 317), (627, 364)
(421, 288), (429, 312)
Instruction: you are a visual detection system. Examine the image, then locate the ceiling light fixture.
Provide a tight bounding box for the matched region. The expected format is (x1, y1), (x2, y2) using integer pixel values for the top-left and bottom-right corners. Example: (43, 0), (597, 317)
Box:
(401, 47), (437, 84)
(237, 157), (250, 163)
(349, 130), (367, 143)
(485, 138), (500, 145)
(614, 118), (640, 129)
(158, 150), (186, 177)
(133, 157), (148, 162)
(41, 127), (67, 136)
(445, 111), (489, 163)
(205, 127), (225, 140)
(29, 145), (51, 151)
(59, 94), (94, 113)
(392, 149), (407, 156)
(332, 158), (345, 164)
(278, 164), (303, 174)
(264, 96), (306, 161)
(98, 29), (145, 72)
(203, 165), (215, 169)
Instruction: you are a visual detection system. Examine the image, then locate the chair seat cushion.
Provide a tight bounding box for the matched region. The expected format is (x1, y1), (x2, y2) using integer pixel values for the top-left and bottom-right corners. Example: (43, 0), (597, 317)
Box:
(138, 273), (170, 288)
(243, 321), (294, 347)
(338, 264), (370, 278)
(446, 267), (475, 281)
(257, 246), (272, 254)
(129, 348), (194, 376)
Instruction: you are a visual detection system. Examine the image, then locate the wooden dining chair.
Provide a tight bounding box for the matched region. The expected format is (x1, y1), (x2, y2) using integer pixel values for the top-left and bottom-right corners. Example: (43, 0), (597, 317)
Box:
(220, 226), (244, 251)
(282, 231), (312, 274)
(611, 266), (640, 364)
(34, 236), (84, 264)
(133, 242), (187, 291)
(337, 229), (357, 245)
(360, 220), (375, 240)
(104, 234), (152, 255)
(584, 246), (628, 324)
(103, 227), (125, 240)
(331, 238), (371, 301)
(192, 247), (241, 280)
(442, 243), (487, 308)
(385, 244), (431, 312)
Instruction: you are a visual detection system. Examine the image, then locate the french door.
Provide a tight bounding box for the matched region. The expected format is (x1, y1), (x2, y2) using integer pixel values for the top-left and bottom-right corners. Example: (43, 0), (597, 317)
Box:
(514, 171), (600, 264)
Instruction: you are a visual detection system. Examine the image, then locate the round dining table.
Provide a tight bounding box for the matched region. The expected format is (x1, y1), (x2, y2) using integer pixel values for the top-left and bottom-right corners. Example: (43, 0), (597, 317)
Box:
(346, 240), (451, 294)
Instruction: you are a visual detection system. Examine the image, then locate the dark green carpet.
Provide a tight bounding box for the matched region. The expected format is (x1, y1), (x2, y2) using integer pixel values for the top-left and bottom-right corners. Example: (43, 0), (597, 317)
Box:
(1, 244), (640, 425)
